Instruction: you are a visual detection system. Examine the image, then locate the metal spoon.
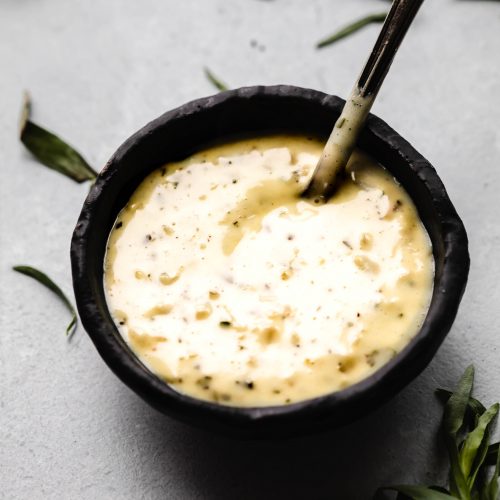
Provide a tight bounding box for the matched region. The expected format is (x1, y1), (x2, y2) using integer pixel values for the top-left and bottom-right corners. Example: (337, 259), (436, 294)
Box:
(304, 0), (425, 201)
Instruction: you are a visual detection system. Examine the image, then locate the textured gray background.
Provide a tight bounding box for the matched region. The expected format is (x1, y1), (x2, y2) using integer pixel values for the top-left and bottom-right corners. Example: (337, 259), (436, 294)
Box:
(1, 1), (499, 499)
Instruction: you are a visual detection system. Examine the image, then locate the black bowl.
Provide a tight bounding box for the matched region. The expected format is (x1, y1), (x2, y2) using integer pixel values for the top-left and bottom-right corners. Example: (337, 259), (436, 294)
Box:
(71, 85), (469, 438)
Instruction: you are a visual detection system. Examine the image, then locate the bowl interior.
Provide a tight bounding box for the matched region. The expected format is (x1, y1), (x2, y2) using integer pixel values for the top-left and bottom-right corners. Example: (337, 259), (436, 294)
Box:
(71, 85), (469, 438)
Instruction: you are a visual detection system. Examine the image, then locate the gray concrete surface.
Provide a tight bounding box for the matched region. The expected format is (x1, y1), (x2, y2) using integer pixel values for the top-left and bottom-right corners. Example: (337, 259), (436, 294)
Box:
(1, 1), (499, 498)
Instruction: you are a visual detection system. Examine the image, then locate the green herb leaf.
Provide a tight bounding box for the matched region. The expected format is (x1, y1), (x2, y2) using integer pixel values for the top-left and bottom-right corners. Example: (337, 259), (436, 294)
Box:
(13, 265), (77, 337)
(436, 388), (487, 425)
(19, 92), (97, 183)
(316, 12), (388, 49)
(460, 403), (499, 487)
(442, 365), (475, 498)
(443, 365), (475, 437)
(378, 485), (455, 499)
(204, 67), (229, 92)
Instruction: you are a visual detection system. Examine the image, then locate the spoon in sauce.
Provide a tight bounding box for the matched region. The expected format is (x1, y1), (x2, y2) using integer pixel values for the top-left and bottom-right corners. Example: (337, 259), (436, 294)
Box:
(304, 0), (425, 201)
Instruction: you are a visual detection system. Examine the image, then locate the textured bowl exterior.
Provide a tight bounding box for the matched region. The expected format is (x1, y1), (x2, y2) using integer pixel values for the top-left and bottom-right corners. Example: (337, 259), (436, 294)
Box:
(71, 85), (469, 438)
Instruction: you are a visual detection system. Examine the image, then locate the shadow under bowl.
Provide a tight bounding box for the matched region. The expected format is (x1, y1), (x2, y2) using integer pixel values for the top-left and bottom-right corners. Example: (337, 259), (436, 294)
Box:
(71, 85), (469, 439)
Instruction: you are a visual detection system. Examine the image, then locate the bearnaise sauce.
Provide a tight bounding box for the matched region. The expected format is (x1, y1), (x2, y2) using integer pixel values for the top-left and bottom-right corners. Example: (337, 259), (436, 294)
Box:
(104, 135), (434, 406)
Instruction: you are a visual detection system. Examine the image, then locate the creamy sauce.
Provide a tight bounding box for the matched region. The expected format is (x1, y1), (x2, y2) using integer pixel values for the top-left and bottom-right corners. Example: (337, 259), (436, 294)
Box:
(104, 135), (434, 407)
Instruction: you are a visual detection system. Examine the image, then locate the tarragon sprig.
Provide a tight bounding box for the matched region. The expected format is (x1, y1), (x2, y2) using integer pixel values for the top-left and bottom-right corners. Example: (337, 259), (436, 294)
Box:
(378, 366), (500, 499)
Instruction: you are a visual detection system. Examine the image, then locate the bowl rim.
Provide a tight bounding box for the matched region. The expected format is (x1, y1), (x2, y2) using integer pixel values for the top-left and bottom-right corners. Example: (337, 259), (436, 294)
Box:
(71, 85), (469, 435)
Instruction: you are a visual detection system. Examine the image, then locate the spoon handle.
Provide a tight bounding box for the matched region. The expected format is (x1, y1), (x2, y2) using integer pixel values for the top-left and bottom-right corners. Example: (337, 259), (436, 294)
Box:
(304, 0), (425, 201)
(358, 0), (425, 97)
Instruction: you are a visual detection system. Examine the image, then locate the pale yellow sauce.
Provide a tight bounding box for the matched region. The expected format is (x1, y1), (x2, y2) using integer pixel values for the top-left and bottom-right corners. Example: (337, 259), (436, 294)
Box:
(104, 135), (434, 406)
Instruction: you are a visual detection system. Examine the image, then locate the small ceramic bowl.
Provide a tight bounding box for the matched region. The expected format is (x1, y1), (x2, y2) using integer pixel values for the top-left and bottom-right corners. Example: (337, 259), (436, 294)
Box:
(71, 86), (469, 438)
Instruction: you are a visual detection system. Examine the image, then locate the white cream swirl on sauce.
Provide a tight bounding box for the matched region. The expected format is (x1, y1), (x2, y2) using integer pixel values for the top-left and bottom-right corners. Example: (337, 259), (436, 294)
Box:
(104, 135), (434, 406)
